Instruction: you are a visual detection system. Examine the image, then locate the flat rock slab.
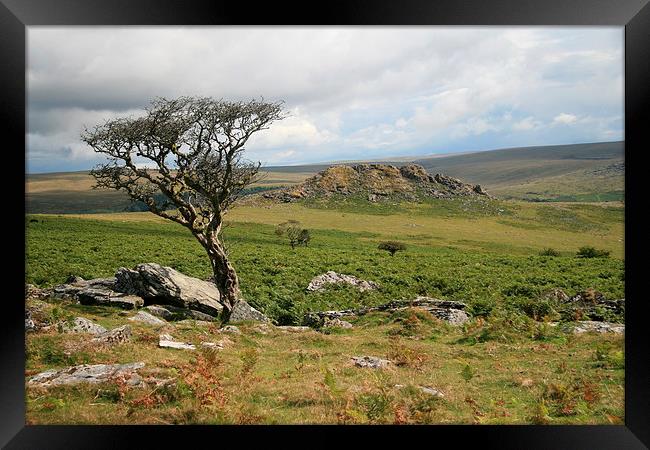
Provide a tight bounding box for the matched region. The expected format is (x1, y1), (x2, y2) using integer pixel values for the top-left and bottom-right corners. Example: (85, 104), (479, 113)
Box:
(307, 271), (379, 292)
(91, 325), (132, 344)
(52, 278), (143, 310)
(59, 317), (107, 335)
(158, 334), (196, 350)
(129, 311), (167, 326)
(144, 304), (218, 322)
(352, 356), (391, 369)
(278, 326), (312, 333)
(572, 321), (625, 334)
(115, 263), (223, 317)
(28, 362), (145, 387)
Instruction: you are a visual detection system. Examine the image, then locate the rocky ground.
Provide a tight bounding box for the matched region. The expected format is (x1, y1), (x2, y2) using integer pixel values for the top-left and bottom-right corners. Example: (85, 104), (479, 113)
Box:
(25, 264), (625, 425)
(260, 164), (491, 204)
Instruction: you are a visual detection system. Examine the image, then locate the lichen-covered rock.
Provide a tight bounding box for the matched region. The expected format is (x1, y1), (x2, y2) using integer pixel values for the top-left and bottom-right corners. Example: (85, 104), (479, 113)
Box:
(128, 311), (167, 326)
(571, 321), (625, 334)
(92, 325), (132, 344)
(307, 271), (379, 292)
(59, 317), (107, 335)
(144, 304), (218, 322)
(323, 318), (353, 329)
(28, 362), (145, 387)
(115, 263), (223, 317)
(426, 308), (470, 326)
(352, 356), (391, 369)
(228, 299), (270, 323)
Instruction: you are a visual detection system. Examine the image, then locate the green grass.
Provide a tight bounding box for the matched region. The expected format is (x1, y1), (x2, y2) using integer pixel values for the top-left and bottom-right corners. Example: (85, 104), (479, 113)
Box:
(25, 303), (624, 425)
(27, 201), (624, 325)
(25, 197), (624, 424)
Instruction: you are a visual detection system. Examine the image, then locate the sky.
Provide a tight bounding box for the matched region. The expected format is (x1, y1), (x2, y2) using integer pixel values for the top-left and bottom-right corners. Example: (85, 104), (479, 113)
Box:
(27, 27), (624, 173)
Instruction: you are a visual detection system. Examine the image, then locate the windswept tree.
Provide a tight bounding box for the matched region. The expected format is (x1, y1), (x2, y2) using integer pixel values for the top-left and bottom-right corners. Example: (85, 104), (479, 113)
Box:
(82, 96), (285, 319)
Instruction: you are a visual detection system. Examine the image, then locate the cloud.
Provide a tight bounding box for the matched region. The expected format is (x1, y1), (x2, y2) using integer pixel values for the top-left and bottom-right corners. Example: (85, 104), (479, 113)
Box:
(26, 27), (623, 172)
(553, 113), (579, 125)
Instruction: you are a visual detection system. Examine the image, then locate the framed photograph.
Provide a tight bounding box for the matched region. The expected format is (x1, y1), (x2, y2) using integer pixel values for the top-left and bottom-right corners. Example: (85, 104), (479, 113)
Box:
(3, 0), (648, 447)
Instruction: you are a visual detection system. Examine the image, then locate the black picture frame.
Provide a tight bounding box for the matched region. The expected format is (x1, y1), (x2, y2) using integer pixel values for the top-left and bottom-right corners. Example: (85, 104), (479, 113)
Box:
(3, 0), (648, 447)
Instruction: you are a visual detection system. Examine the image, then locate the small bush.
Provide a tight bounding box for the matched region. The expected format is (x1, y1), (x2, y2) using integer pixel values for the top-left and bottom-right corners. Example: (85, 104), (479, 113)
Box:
(576, 247), (610, 258)
(539, 248), (561, 257)
(275, 221), (310, 249)
(378, 241), (407, 256)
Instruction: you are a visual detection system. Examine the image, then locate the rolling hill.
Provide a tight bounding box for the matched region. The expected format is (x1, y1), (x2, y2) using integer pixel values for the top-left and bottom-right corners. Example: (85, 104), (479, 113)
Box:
(26, 141), (624, 213)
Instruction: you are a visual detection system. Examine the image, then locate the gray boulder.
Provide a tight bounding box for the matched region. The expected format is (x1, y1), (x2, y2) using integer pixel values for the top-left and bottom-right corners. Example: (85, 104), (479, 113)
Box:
(59, 317), (107, 335)
(307, 271), (379, 292)
(323, 318), (353, 329)
(52, 277), (144, 309)
(352, 356), (391, 369)
(128, 311), (167, 326)
(228, 299), (269, 323)
(143, 305), (175, 321)
(115, 263), (223, 317)
(28, 362), (145, 387)
(92, 325), (132, 344)
(571, 321), (625, 334)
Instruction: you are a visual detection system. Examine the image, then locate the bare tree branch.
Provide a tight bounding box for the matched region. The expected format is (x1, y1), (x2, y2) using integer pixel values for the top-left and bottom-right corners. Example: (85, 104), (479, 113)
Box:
(82, 96), (286, 315)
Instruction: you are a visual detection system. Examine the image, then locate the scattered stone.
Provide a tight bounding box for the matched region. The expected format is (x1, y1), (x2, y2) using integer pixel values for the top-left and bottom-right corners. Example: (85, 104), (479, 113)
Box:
(28, 362), (145, 387)
(351, 356), (391, 369)
(26, 284), (51, 300)
(143, 305), (175, 321)
(25, 310), (36, 332)
(417, 386), (445, 398)
(114, 263), (223, 317)
(228, 299), (270, 323)
(92, 325), (132, 344)
(323, 318), (353, 329)
(307, 271), (379, 292)
(278, 326), (312, 333)
(128, 311), (167, 326)
(158, 334), (196, 350)
(218, 325), (241, 334)
(59, 317), (107, 335)
(304, 297), (469, 327)
(571, 321), (625, 334)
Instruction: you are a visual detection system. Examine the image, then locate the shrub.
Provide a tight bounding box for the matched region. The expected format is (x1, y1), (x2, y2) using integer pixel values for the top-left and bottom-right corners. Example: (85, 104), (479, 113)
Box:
(378, 241), (407, 256)
(576, 247), (610, 258)
(276, 221), (310, 249)
(539, 248), (561, 257)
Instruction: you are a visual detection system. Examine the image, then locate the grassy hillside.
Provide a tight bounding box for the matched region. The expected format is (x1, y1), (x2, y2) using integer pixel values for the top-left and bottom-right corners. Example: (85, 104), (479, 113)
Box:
(25, 142), (624, 213)
(26, 198), (624, 319)
(25, 199), (624, 425)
